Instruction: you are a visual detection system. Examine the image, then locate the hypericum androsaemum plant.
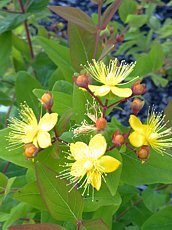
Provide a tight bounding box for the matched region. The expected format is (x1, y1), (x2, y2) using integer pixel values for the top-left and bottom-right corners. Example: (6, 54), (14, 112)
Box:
(0, 1), (172, 230)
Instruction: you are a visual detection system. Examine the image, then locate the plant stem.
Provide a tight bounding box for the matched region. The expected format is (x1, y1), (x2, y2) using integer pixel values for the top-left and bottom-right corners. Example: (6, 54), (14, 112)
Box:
(18, 0), (34, 60)
(86, 88), (104, 108)
(103, 99), (108, 118)
(93, 0), (103, 59)
(2, 162), (11, 174)
(106, 145), (116, 152)
(107, 95), (133, 109)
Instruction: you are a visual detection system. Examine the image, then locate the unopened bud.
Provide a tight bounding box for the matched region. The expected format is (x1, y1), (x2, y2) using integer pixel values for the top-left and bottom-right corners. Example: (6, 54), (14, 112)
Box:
(137, 146), (150, 162)
(131, 98), (145, 115)
(112, 131), (125, 146)
(24, 143), (38, 158)
(40, 92), (53, 110)
(116, 33), (124, 43)
(96, 117), (107, 131)
(132, 80), (146, 95)
(73, 74), (90, 89)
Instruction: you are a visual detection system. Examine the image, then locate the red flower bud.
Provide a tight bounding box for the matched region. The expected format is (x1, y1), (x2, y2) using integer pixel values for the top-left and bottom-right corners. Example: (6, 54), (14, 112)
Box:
(137, 146), (150, 162)
(24, 143), (38, 158)
(40, 92), (53, 110)
(73, 75), (91, 89)
(96, 117), (107, 131)
(132, 80), (146, 95)
(116, 33), (124, 43)
(131, 98), (145, 115)
(112, 131), (125, 146)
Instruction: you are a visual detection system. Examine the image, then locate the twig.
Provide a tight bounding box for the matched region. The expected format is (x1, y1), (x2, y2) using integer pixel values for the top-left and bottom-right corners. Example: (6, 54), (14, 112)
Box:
(93, 0), (103, 59)
(103, 99), (108, 118)
(86, 88), (104, 108)
(2, 162), (11, 174)
(107, 95), (133, 109)
(18, 0), (34, 60)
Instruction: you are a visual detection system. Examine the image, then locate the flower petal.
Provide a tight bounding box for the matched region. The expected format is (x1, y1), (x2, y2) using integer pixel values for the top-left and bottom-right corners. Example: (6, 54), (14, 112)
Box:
(89, 85), (111, 96)
(129, 131), (146, 147)
(37, 131), (52, 148)
(111, 86), (132, 97)
(70, 160), (87, 177)
(70, 142), (90, 160)
(98, 156), (121, 173)
(39, 113), (58, 131)
(129, 115), (143, 131)
(87, 171), (101, 191)
(89, 134), (107, 159)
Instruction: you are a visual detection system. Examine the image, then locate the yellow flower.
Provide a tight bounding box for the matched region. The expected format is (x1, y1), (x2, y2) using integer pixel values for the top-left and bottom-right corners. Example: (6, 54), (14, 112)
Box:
(8, 103), (58, 149)
(83, 59), (136, 97)
(60, 134), (121, 194)
(128, 109), (172, 154)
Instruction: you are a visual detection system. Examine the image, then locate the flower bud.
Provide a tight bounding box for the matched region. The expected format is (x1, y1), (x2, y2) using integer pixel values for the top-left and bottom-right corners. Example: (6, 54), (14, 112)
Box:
(116, 33), (124, 43)
(40, 92), (53, 110)
(137, 146), (150, 162)
(132, 80), (146, 95)
(73, 74), (91, 89)
(96, 117), (107, 131)
(112, 131), (125, 146)
(131, 98), (145, 115)
(24, 143), (38, 158)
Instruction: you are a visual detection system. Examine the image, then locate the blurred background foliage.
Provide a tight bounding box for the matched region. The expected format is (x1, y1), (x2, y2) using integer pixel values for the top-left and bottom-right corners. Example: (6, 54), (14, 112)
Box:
(0, 0), (172, 229)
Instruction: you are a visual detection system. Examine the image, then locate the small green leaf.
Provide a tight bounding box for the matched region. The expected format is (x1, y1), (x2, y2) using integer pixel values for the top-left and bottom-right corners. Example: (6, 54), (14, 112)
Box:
(27, 0), (49, 12)
(35, 162), (84, 222)
(36, 37), (74, 82)
(52, 80), (73, 95)
(68, 23), (97, 71)
(8, 223), (65, 230)
(16, 71), (42, 116)
(0, 128), (32, 169)
(49, 6), (96, 33)
(14, 181), (46, 211)
(126, 15), (148, 28)
(119, 0), (137, 22)
(121, 149), (172, 185)
(0, 14), (27, 33)
(142, 206), (172, 230)
(82, 219), (109, 230)
(0, 91), (12, 106)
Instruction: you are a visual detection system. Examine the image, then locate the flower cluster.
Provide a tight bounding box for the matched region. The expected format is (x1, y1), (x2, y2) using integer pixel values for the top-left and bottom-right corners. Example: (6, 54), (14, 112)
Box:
(8, 58), (172, 195)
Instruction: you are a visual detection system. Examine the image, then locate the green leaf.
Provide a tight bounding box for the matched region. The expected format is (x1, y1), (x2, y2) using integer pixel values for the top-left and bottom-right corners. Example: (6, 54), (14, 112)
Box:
(2, 202), (32, 230)
(105, 150), (122, 196)
(0, 91), (13, 106)
(35, 162), (84, 222)
(56, 109), (73, 136)
(84, 187), (121, 212)
(126, 15), (148, 28)
(52, 80), (73, 95)
(49, 6), (96, 33)
(8, 224), (65, 230)
(0, 32), (12, 75)
(33, 89), (72, 115)
(27, 0), (49, 12)
(0, 14), (27, 33)
(142, 206), (172, 230)
(0, 128), (32, 169)
(165, 100), (172, 127)
(16, 71), (42, 116)
(119, 0), (137, 22)
(72, 85), (89, 123)
(68, 23), (96, 71)
(121, 149), (172, 185)
(14, 181), (46, 211)
(36, 37), (74, 82)
(82, 219), (109, 230)
(142, 188), (168, 213)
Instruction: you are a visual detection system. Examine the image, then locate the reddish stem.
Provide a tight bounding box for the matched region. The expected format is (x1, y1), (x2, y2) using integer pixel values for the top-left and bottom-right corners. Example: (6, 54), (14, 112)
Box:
(86, 88), (104, 108)
(18, 0), (34, 60)
(107, 95), (133, 109)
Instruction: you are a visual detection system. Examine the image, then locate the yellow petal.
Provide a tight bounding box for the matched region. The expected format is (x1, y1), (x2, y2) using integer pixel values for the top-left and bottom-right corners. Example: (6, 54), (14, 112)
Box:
(88, 171), (101, 191)
(37, 131), (52, 148)
(111, 86), (132, 97)
(89, 134), (107, 159)
(70, 142), (90, 160)
(39, 113), (58, 131)
(98, 156), (121, 173)
(70, 160), (87, 177)
(129, 115), (143, 131)
(88, 85), (110, 96)
(129, 131), (146, 148)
